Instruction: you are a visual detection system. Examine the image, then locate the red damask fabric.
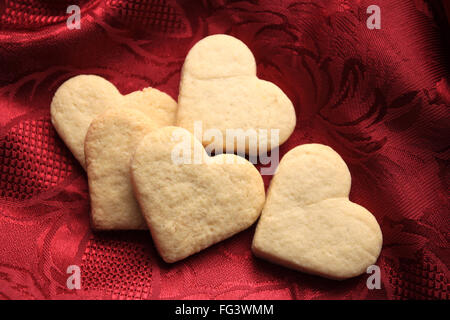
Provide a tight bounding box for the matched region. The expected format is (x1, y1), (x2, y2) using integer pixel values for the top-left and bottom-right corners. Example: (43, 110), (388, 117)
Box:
(0, 0), (448, 300)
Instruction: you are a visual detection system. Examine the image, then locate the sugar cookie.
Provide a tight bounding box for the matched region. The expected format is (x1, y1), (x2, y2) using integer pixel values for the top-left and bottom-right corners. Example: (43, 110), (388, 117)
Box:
(85, 109), (157, 230)
(252, 144), (382, 280)
(131, 126), (265, 262)
(177, 34), (296, 154)
(51, 75), (177, 168)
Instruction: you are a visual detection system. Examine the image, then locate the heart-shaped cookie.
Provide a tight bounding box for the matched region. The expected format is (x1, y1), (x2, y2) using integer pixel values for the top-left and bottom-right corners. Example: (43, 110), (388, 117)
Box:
(177, 34), (296, 154)
(252, 144), (382, 280)
(85, 109), (157, 230)
(131, 126), (265, 263)
(51, 74), (177, 168)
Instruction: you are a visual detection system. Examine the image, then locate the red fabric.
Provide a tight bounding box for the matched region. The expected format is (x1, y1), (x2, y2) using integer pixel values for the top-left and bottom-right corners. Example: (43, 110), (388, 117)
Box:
(0, 0), (448, 300)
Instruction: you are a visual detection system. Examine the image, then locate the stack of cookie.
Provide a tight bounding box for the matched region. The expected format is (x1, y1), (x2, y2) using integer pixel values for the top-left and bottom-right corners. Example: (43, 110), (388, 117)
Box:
(50, 35), (382, 280)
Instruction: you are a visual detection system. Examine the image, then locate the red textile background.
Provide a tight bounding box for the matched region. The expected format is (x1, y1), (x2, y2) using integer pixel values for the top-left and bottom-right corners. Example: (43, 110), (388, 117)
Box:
(0, 0), (448, 300)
